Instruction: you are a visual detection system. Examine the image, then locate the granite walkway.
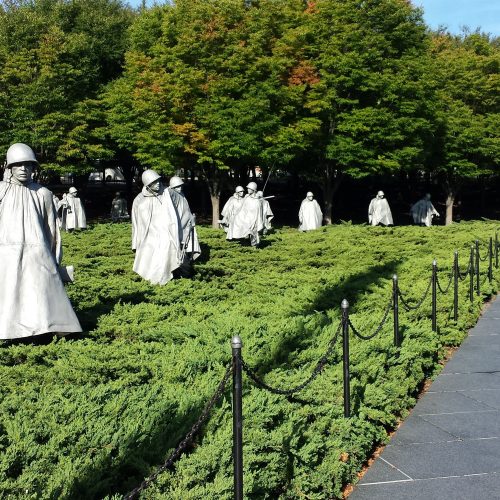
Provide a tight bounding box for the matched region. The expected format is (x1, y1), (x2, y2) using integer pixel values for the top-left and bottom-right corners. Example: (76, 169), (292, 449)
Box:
(351, 295), (500, 500)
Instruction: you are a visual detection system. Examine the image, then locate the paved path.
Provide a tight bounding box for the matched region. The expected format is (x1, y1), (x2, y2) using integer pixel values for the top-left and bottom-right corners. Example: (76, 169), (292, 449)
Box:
(351, 295), (500, 500)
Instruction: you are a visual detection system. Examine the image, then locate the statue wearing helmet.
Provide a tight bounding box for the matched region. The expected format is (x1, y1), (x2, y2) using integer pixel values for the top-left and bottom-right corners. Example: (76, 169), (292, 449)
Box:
(219, 186), (246, 232)
(0, 143), (82, 339)
(368, 190), (393, 226)
(167, 175), (201, 273)
(299, 192), (323, 231)
(410, 193), (439, 227)
(227, 180), (265, 247)
(131, 169), (182, 284)
(59, 186), (87, 231)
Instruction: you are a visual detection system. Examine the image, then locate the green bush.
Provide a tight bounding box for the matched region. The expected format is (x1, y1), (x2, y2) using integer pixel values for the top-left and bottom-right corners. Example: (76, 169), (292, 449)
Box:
(0, 221), (498, 499)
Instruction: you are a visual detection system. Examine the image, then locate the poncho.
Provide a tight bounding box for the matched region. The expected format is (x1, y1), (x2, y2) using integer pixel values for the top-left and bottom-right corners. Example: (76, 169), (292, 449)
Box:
(111, 197), (129, 221)
(132, 186), (181, 285)
(261, 198), (274, 231)
(298, 198), (323, 231)
(169, 188), (201, 260)
(368, 197), (393, 226)
(227, 194), (264, 245)
(0, 181), (82, 339)
(63, 193), (87, 230)
(220, 194), (244, 232)
(410, 199), (439, 227)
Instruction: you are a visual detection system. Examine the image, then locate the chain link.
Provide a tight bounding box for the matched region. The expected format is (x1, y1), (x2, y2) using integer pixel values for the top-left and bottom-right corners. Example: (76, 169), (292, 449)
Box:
(348, 296), (393, 340)
(478, 246), (489, 262)
(398, 276), (432, 311)
(457, 259), (472, 281)
(241, 320), (342, 396)
(437, 269), (453, 294)
(123, 362), (232, 500)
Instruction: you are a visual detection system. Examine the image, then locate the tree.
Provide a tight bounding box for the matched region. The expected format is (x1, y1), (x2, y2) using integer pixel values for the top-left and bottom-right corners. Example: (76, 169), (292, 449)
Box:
(106, 0), (319, 226)
(428, 31), (500, 224)
(0, 0), (134, 174)
(292, 0), (434, 223)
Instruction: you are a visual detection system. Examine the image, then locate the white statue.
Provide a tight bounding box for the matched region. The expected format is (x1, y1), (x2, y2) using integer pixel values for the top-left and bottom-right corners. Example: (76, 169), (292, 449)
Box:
(411, 193), (439, 227)
(168, 176), (201, 263)
(0, 143), (82, 340)
(220, 186), (245, 232)
(110, 191), (129, 222)
(368, 190), (393, 226)
(132, 170), (181, 285)
(257, 191), (274, 234)
(227, 181), (264, 246)
(298, 192), (323, 231)
(59, 186), (87, 231)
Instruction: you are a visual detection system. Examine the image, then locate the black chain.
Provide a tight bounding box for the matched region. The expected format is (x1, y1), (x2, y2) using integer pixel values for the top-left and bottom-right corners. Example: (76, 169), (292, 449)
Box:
(123, 362), (232, 500)
(241, 320), (342, 396)
(478, 247), (489, 262)
(398, 276), (432, 311)
(457, 260), (472, 281)
(437, 269), (453, 294)
(348, 296), (392, 340)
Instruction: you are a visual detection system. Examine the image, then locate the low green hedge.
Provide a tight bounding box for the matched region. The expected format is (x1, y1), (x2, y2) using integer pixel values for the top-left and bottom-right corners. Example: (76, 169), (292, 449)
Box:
(0, 221), (498, 499)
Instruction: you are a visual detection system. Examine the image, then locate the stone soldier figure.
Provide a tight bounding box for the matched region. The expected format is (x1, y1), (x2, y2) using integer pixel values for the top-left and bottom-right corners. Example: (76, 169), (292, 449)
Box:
(60, 186), (86, 231)
(298, 192), (323, 231)
(220, 186), (245, 232)
(227, 181), (265, 247)
(257, 191), (274, 234)
(368, 191), (393, 226)
(110, 191), (129, 222)
(168, 176), (201, 265)
(131, 170), (181, 285)
(0, 143), (81, 340)
(411, 193), (439, 227)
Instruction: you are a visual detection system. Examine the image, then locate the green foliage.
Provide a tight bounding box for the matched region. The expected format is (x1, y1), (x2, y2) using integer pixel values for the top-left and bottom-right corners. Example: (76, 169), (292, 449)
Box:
(0, 221), (498, 498)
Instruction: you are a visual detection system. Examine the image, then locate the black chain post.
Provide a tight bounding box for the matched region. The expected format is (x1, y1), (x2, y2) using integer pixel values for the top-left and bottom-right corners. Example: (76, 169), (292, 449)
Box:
(432, 260), (437, 332)
(489, 237), (493, 283)
(475, 240), (480, 296)
(392, 275), (400, 347)
(231, 336), (243, 500)
(453, 251), (459, 322)
(341, 299), (350, 418)
(469, 245), (474, 302)
(496, 232), (499, 269)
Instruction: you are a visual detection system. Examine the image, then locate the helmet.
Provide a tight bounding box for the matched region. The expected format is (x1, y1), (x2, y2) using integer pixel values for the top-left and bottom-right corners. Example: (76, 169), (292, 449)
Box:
(246, 181), (257, 192)
(306, 191), (314, 198)
(141, 169), (161, 187)
(68, 187), (78, 194)
(235, 185), (244, 193)
(377, 190), (384, 198)
(169, 176), (184, 188)
(6, 143), (38, 168)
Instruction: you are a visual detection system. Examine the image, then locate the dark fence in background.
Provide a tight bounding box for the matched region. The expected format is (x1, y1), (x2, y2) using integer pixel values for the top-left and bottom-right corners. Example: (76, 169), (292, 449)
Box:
(123, 234), (500, 500)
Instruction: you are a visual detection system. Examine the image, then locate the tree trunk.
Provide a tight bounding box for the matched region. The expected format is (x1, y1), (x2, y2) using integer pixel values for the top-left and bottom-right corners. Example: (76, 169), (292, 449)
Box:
(445, 190), (455, 225)
(210, 193), (220, 229)
(203, 167), (223, 228)
(321, 164), (343, 224)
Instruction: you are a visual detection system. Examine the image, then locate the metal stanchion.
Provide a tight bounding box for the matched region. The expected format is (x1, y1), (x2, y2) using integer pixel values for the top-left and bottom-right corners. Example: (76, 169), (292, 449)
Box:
(341, 299), (350, 418)
(231, 336), (243, 500)
(453, 251), (459, 322)
(489, 237), (493, 283)
(496, 233), (499, 269)
(469, 245), (474, 302)
(475, 240), (480, 296)
(432, 260), (437, 332)
(393, 275), (400, 347)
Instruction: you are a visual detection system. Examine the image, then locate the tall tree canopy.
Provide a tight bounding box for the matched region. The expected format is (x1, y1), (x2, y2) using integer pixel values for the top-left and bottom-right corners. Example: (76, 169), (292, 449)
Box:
(0, 0), (134, 172)
(427, 31), (500, 224)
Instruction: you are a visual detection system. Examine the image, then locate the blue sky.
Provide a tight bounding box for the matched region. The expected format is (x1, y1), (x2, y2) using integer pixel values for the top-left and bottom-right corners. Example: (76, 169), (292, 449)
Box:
(128, 0), (500, 36)
(415, 0), (500, 35)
